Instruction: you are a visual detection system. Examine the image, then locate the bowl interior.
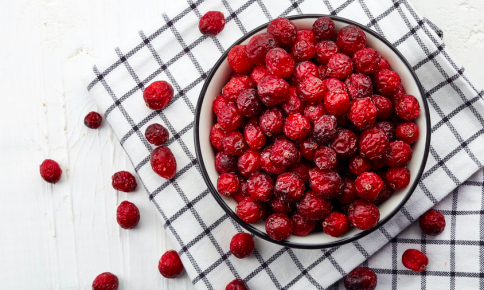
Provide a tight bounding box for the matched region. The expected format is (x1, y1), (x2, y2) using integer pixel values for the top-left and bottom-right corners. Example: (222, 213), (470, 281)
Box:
(196, 16), (429, 248)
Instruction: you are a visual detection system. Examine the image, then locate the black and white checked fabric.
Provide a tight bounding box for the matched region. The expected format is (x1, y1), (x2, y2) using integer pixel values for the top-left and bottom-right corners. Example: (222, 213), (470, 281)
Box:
(84, 0), (484, 289)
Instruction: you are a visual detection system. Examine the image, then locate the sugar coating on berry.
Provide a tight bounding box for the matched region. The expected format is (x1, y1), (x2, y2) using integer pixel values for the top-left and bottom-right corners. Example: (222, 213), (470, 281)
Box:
(112, 171), (137, 192)
(355, 172), (384, 201)
(347, 200), (380, 230)
(297, 191), (333, 220)
(312, 17), (335, 41)
(40, 159), (62, 184)
(323, 211), (350, 237)
(309, 168), (343, 199)
(344, 267), (377, 290)
(217, 173), (240, 196)
(159, 250), (184, 278)
(228, 45), (253, 73)
(145, 123), (169, 146)
(419, 209), (446, 236)
(199, 11), (225, 36)
(265, 213), (293, 241)
(92, 272), (119, 290)
(247, 172), (274, 202)
(143, 81), (174, 110)
(337, 25), (367, 55)
(84, 111), (103, 129)
(274, 172), (305, 202)
(150, 146), (177, 179)
(230, 233), (255, 259)
(267, 17), (297, 45)
(402, 249), (428, 273)
(246, 33), (279, 65)
(225, 279), (249, 290)
(116, 201), (140, 229)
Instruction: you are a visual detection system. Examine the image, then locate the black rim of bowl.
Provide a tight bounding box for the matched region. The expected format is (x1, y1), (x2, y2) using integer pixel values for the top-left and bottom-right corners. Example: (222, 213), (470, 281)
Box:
(194, 14), (431, 249)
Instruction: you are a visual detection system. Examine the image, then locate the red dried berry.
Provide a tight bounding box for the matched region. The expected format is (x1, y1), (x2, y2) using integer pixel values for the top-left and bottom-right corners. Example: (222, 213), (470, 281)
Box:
(236, 89), (263, 117)
(257, 75), (290, 106)
(275, 172), (305, 202)
(419, 209), (446, 236)
(314, 146), (338, 170)
(309, 168), (343, 199)
(296, 30), (316, 44)
(353, 48), (381, 75)
(247, 172), (274, 202)
(385, 141), (412, 167)
(270, 197), (294, 214)
(217, 173), (240, 196)
(288, 160), (312, 183)
(396, 122), (419, 144)
(266, 213), (293, 241)
(347, 200), (380, 230)
(151, 146), (177, 179)
(385, 167), (410, 190)
(267, 17), (297, 45)
(299, 137), (319, 161)
(331, 129), (359, 159)
(112, 171), (137, 192)
(246, 32), (279, 65)
(230, 233), (255, 259)
(323, 211), (350, 237)
(291, 212), (317, 236)
(359, 128), (390, 160)
(236, 197), (266, 223)
(199, 11), (225, 35)
(218, 103), (245, 133)
(324, 90), (350, 117)
(394, 95), (421, 121)
(223, 131), (248, 156)
(225, 279), (249, 290)
(158, 250), (184, 278)
(40, 159), (62, 184)
(374, 69), (401, 96)
(228, 45), (253, 73)
(303, 103), (326, 124)
(143, 81), (174, 110)
(348, 98), (377, 128)
(370, 157), (386, 171)
(84, 111), (103, 129)
(215, 152), (238, 173)
(338, 178), (357, 204)
(344, 267), (377, 290)
(223, 75), (255, 102)
(337, 25), (367, 55)
(315, 40), (339, 64)
(283, 113), (311, 141)
(391, 84), (406, 102)
(291, 39), (316, 62)
(349, 156), (372, 176)
(266, 48), (295, 79)
(233, 179), (249, 203)
(244, 123), (266, 150)
(318, 64), (327, 80)
(250, 65), (271, 84)
(345, 73), (373, 100)
(312, 17), (335, 41)
(260, 145), (286, 174)
(372, 121), (395, 141)
(259, 107), (285, 137)
(402, 249), (428, 273)
(92, 272), (119, 290)
(326, 53), (353, 80)
(323, 78), (347, 92)
(372, 95), (393, 120)
(291, 61), (318, 86)
(213, 95), (229, 116)
(372, 181), (394, 205)
(282, 87), (305, 115)
(313, 115), (338, 145)
(270, 138), (299, 167)
(297, 191), (333, 220)
(116, 201), (140, 229)
(145, 123), (169, 146)
(237, 149), (261, 177)
(379, 57), (391, 71)
(297, 75), (327, 105)
(355, 172), (384, 201)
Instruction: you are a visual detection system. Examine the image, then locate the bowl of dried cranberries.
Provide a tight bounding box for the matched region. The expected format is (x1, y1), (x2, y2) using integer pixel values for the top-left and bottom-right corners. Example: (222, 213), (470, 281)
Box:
(194, 15), (430, 248)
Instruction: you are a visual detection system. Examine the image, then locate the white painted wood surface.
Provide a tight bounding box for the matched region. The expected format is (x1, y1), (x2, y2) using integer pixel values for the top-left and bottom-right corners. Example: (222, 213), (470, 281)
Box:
(0, 0), (482, 289)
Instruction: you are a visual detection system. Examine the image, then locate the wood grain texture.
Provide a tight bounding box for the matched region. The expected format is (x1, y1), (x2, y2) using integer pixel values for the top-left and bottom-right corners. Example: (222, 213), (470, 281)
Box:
(0, 0), (481, 289)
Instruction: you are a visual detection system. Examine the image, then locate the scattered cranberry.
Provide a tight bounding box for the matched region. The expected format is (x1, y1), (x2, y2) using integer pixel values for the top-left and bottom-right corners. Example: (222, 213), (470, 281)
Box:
(268, 17), (297, 45)
(215, 152), (238, 173)
(314, 146), (338, 170)
(84, 111), (103, 129)
(145, 123), (169, 146)
(323, 211), (350, 237)
(265, 213), (293, 241)
(385, 167), (410, 190)
(151, 146), (177, 179)
(348, 98), (377, 128)
(247, 33), (279, 65)
(297, 75), (327, 105)
(324, 90), (350, 117)
(260, 146), (286, 174)
(326, 53), (353, 80)
(250, 65), (271, 84)
(353, 48), (380, 75)
(217, 173), (240, 196)
(395, 95), (421, 121)
(297, 191), (333, 220)
(291, 212), (317, 236)
(385, 141), (412, 167)
(374, 69), (401, 96)
(355, 172), (384, 201)
(303, 103), (326, 124)
(344, 267), (377, 290)
(244, 123), (266, 150)
(143, 81), (174, 110)
(309, 168), (343, 199)
(247, 172), (274, 202)
(338, 178), (357, 204)
(330, 129), (358, 159)
(40, 159), (62, 184)
(283, 113), (311, 141)
(347, 200), (380, 230)
(159, 250), (184, 278)
(274, 172), (304, 202)
(402, 249), (428, 273)
(199, 11), (225, 36)
(112, 171), (137, 192)
(237, 149), (261, 177)
(282, 87), (305, 115)
(236, 197), (266, 223)
(225, 279), (249, 290)
(396, 122), (419, 144)
(116, 201), (140, 229)
(419, 209), (446, 236)
(313, 115), (337, 145)
(92, 272), (119, 290)
(270, 138), (299, 167)
(291, 39), (316, 62)
(315, 40), (339, 64)
(230, 233), (254, 259)
(359, 128), (390, 160)
(258, 75), (289, 106)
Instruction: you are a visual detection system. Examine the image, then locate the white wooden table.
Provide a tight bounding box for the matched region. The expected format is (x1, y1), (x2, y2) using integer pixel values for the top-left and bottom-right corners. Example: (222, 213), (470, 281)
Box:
(0, 0), (482, 289)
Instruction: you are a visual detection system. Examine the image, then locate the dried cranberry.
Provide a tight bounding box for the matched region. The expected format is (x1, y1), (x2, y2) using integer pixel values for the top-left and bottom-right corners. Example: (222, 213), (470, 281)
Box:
(246, 32), (279, 65)
(199, 11), (225, 36)
(250, 65), (271, 84)
(291, 61), (318, 86)
(338, 178), (357, 204)
(296, 30), (316, 44)
(337, 25), (367, 55)
(395, 95), (421, 121)
(379, 57), (391, 71)
(288, 160), (312, 183)
(260, 146), (286, 174)
(230, 233), (255, 259)
(151, 146), (177, 179)
(372, 121), (395, 141)
(315, 40), (339, 64)
(359, 128), (389, 160)
(330, 129), (358, 159)
(312, 17), (335, 41)
(396, 122), (419, 144)
(145, 123), (169, 146)
(244, 123), (266, 150)
(237, 149), (261, 177)
(402, 249), (428, 273)
(372, 182), (394, 205)
(324, 90), (350, 117)
(92, 272), (119, 290)
(291, 40), (316, 62)
(309, 168), (343, 199)
(318, 64), (327, 80)
(222, 131), (247, 156)
(283, 113), (311, 141)
(259, 107), (285, 137)
(385, 167), (410, 190)
(303, 103), (326, 124)
(213, 95), (229, 116)
(282, 87), (305, 115)
(372, 95), (393, 120)
(247, 172), (274, 201)
(344, 267), (377, 290)
(215, 152), (238, 173)
(297, 75), (327, 105)
(323, 211), (350, 237)
(270, 197), (294, 214)
(345, 73), (373, 100)
(348, 98), (377, 128)
(266, 48), (295, 79)
(218, 103), (245, 132)
(374, 69), (401, 96)
(385, 141), (412, 167)
(355, 172), (384, 201)
(236, 197), (265, 223)
(116, 201), (140, 229)
(419, 209), (446, 236)
(84, 111), (103, 129)
(40, 159), (62, 184)
(291, 212), (317, 236)
(274, 172), (305, 202)
(112, 171), (137, 192)
(266, 213), (293, 241)
(353, 48), (381, 75)
(270, 138), (299, 167)
(232, 179), (249, 203)
(267, 17), (297, 45)
(347, 200), (380, 230)
(313, 115), (338, 145)
(314, 146), (338, 170)
(323, 78), (347, 92)
(217, 173), (240, 196)
(326, 53), (353, 80)
(349, 156), (371, 176)
(299, 137), (319, 161)
(391, 84), (406, 102)
(158, 250), (184, 278)
(228, 45), (253, 73)
(143, 81), (174, 110)
(370, 157), (386, 171)
(297, 191), (333, 220)
(257, 75), (290, 106)
(223, 75), (255, 102)
(236, 89), (263, 117)
(225, 279), (249, 290)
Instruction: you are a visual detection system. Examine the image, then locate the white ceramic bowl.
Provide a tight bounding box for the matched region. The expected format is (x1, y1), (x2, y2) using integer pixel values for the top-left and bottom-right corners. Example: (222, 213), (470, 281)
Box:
(194, 15), (430, 249)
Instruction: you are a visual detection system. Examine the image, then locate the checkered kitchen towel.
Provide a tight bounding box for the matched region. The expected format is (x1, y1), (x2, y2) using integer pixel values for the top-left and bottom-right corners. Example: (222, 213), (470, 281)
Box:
(84, 0), (484, 289)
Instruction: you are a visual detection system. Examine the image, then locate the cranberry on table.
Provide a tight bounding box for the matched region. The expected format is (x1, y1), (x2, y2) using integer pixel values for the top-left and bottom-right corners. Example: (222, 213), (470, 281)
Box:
(270, 197), (294, 214)
(291, 39), (316, 62)
(246, 32), (279, 65)
(213, 95), (229, 116)
(348, 98), (377, 128)
(116, 201), (140, 229)
(315, 40), (339, 64)
(313, 115), (338, 145)
(303, 103), (326, 124)
(217, 103), (245, 133)
(385, 167), (410, 190)
(330, 129), (359, 159)
(236, 89), (263, 117)
(270, 138), (299, 167)
(297, 75), (327, 105)
(217, 173), (240, 196)
(226, 279), (249, 290)
(345, 73), (373, 100)
(150, 146), (177, 179)
(215, 152), (238, 173)
(324, 90), (350, 117)
(323, 211), (350, 237)
(347, 200), (380, 230)
(250, 65), (270, 84)
(230, 233), (255, 259)
(259, 107), (285, 137)
(374, 69), (401, 96)
(274, 172), (305, 202)
(199, 11), (225, 36)
(326, 53), (353, 80)
(283, 113), (311, 141)
(419, 209), (446, 236)
(359, 128), (390, 160)
(145, 123), (169, 146)
(266, 48), (295, 79)
(265, 213), (293, 241)
(297, 191), (333, 220)
(228, 45), (253, 74)
(267, 17), (297, 45)
(159, 250), (184, 278)
(236, 197), (266, 223)
(349, 156), (372, 176)
(281, 87), (305, 115)
(396, 122), (419, 144)
(40, 159), (62, 184)
(343, 267), (377, 290)
(257, 75), (289, 106)
(395, 95), (421, 121)
(338, 178), (357, 205)
(314, 146), (338, 170)
(385, 141), (413, 167)
(143, 81), (174, 110)
(247, 172), (274, 202)
(355, 172), (384, 201)
(291, 212), (317, 236)
(112, 171), (137, 192)
(260, 146), (286, 174)
(402, 249), (428, 273)
(84, 111), (103, 129)
(223, 131), (248, 156)
(92, 272), (119, 290)
(237, 149), (261, 177)
(244, 123), (266, 150)
(223, 75), (255, 102)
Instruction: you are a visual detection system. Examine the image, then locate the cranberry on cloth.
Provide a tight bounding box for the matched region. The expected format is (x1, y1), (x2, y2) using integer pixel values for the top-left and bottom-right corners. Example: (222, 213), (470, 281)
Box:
(84, 1), (484, 289)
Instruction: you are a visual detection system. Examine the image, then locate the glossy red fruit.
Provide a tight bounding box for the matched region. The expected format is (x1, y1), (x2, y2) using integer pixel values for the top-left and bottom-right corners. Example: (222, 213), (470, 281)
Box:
(331, 129), (357, 160)
(223, 75), (255, 102)
(402, 249), (428, 273)
(348, 98), (377, 128)
(84, 111), (103, 129)
(270, 197), (294, 214)
(223, 131), (248, 156)
(419, 209), (446, 236)
(296, 30), (316, 44)
(282, 87), (305, 115)
(323, 78), (347, 92)
(323, 211), (350, 237)
(237, 149), (261, 177)
(338, 178), (357, 205)
(259, 107), (285, 137)
(297, 75), (327, 105)
(265, 213), (293, 241)
(379, 57), (391, 71)
(270, 138), (299, 167)
(246, 33), (279, 65)
(337, 25), (367, 55)
(217, 173), (240, 196)
(159, 250), (184, 278)
(92, 272), (119, 290)
(218, 103), (245, 133)
(324, 90), (350, 117)
(313, 115), (338, 145)
(372, 95), (393, 120)
(225, 279), (249, 290)
(40, 159), (62, 184)
(396, 122), (419, 144)
(258, 75), (289, 106)
(374, 69), (401, 96)
(116, 201), (140, 229)
(385, 167), (410, 190)
(145, 123), (169, 146)
(297, 191), (333, 220)
(372, 121), (395, 141)
(299, 137), (319, 161)
(359, 128), (390, 160)
(345, 73), (373, 100)
(143, 81), (174, 110)
(199, 11), (225, 35)
(236, 89), (263, 117)
(355, 172), (384, 201)
(372, 181), (394, 205)
(266, 48), (295, 79)
(250, 65), (271, 84)
(344, 267), (377, 290)
(274, 172), (305, 202)
(309, 168), (343, 199)
(312, 17), (335, 41)
(385, 141), (412, 167)
(232, 179), (249, 203)
(244, 123), (266, 150)
(228, 45), (253, 73)
(353, 48), (381, 75)
(291, 61), (318, 86)
(303, 103), (326, 124)
(213, 95), (229, 116)
(236, 197), (266, 223)
(151, 146), (177, 179)
(291, 212), (317, 236)
(283, 113), (311, 141)
(394, 95), (421, 121)
(315, 40), (339, 64)
(288, 159), (312, 183)
(215, 152), (238, 173)
(314, 146), (338, 170)
(291, 39), (316, 62)
(230, 233), (255, 259)
(326, 53), (353, 80)
(112, 171), (137, 192)
(348, 200), (380, 230)
(260, 146), (286, 174)
(349, 156), (372, 176)
(268, 17), (297, 45)
(247, 172), (274, 202)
